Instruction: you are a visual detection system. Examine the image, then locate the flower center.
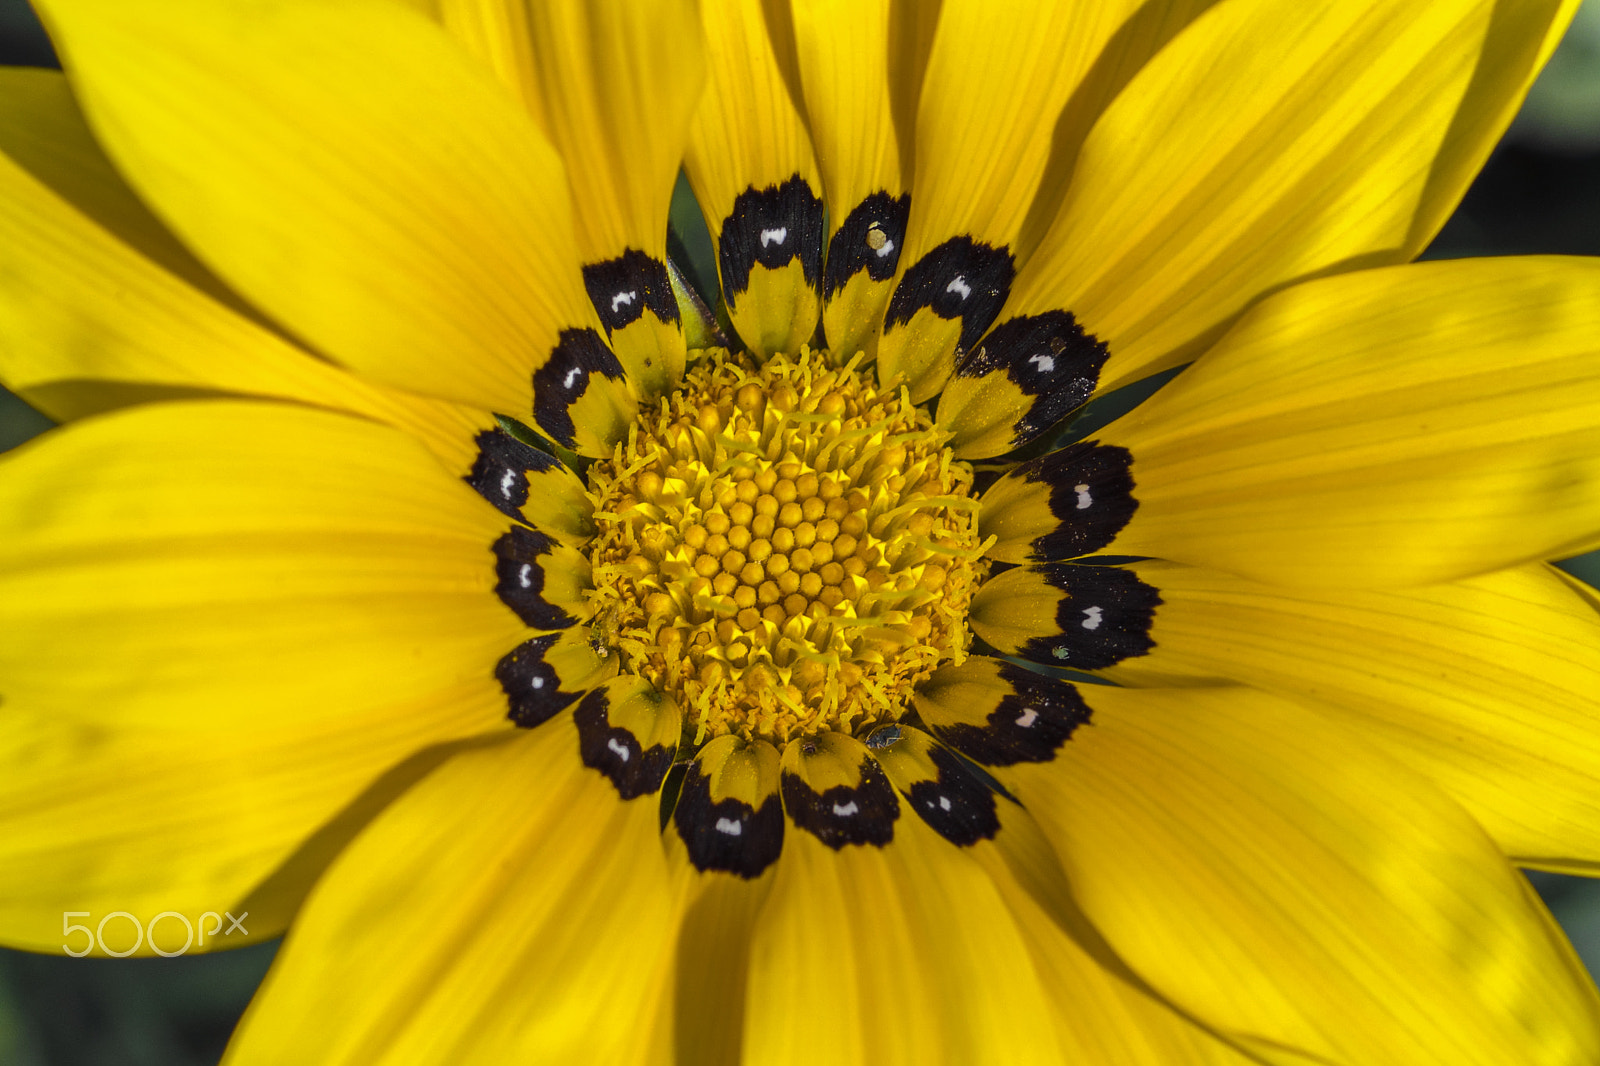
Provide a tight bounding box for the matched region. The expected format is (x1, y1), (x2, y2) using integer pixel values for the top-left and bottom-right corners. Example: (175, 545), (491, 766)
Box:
(586, 348), (987, 745)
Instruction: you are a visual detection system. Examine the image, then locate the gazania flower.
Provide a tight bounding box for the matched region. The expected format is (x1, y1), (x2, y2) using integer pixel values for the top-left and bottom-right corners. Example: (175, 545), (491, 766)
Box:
(5, 0), (1600, 1061)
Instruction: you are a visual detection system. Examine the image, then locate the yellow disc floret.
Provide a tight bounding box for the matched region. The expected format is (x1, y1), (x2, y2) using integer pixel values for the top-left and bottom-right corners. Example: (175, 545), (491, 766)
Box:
(586, 348), (989, 745)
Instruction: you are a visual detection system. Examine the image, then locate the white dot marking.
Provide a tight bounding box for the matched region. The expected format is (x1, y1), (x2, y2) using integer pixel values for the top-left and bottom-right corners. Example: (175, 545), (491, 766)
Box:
(759, 227), (788, 248)
(517, 563), (533, 589)
(1074, 483), (1092, 510)
(832, 800), (860, 817)
(610, 290), (637, 314)
(1028, 352), (1056, 374)
(562, 366), (583, 389)
(607, 737), (631, 762)
(499, 469), (518, 499)
(938, 795), (953, 811)
(1015, 707), (1038, 728)
(875, 237), (896, 259)
(946, 275), (972, 300)
(1082, 606), (1103, 630)
(530, 676), (545, 690)
(715, 817), (743, 836)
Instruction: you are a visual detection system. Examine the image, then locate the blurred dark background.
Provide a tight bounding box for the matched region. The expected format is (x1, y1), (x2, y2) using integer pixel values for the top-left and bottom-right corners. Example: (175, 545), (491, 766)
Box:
(4, 1), (1600, 1062)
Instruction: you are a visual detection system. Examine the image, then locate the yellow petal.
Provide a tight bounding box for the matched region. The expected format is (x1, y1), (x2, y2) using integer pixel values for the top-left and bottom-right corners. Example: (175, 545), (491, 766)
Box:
(977, 440), (1137, 563)
(1108, 561), (1600, 874)
(226, 717), (682, 1065)
(464, 427), (595, 547)
(0, 689), (506, 956)
(685, 0), (825, 358)
(743, 788), (1063, 1065)
(969, 564), (1161, 671)
(1008, 0), (1580, 393)
(0, 401), (526, 730)
(515, 0), (703, 396)
(876, 0), (1135, 401)
(869, 720), (1252, 1062)
(0, 66), (491, 473)
(664, 734), (783, 1065)
(1006, 685), (1600, 1065)
(935, 312), (1110, 457)
(980, 812), (1263, 1065)
(1099, 257), (1600, 586)
(34, 0), (635, 454)
(790, 0), (910, 362)
(1012, 0), (1222, 262)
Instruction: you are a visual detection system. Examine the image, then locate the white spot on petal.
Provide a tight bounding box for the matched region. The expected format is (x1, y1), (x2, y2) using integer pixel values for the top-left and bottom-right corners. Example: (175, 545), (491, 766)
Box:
(1027, 352), (1055, 374)
(938, 795), (952, 811)
(499, 469), (518, 499)
(715, 817), (743, 836)
(607, 737), (631, 762)
(562, 366), (583, 389)
(1015, 707), (1038, 728)
(530, 676), (545, 690)
(1073, 483), (1092, 510)
(832, 800), (860, 817)
(518, 563), (533, 589)
(946, 275), (971, 300)
(1082, 606), (1103, 630)
(759, 227), (788, 248)
(875, 237), (895, 259)
(610, 290), (637, 314)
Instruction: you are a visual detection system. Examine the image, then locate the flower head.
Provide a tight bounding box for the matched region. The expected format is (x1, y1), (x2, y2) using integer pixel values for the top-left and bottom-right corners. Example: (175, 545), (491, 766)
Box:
(5, 0), (1600, 1063)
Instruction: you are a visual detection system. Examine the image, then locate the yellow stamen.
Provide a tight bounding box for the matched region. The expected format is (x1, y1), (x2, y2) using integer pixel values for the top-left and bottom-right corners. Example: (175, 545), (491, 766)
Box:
(586, 348), (986, 745)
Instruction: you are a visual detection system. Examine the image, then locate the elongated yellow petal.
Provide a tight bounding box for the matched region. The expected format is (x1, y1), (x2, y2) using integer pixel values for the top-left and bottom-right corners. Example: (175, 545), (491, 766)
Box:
(1013, 0), (1222, 261)
(34, 0), (635, 454)
(1010, 0), (1578, 393)
(225, 717), (682, 1065)
(433, 0), (546, 120)
(0, 66), (490, 473)
(1101, 257), (1600, 586)
(0, 690), (505, 956)
(876, 0), (1136, 401)
(515, 0), (702, 396)
(790, 0), (909, 362)
(1003, 685), (1600, 1066)
(686, 0), (825, 359)
(743, 795), (1063, 1065)
(1108, 561), (1600, 874)
(0, 401), (526, 730)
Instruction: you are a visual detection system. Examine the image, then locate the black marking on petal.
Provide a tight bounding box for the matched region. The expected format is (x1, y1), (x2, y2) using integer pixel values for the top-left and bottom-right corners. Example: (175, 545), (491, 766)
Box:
(1024, 564), (1161, 668)
(907, 744), (1000, 846)
(492, 526), (576, 630)
(883, 236), (1015, 353)
(573, 689), (674, 800)
(717, 175), (826, 298)
(823, 191), (911, 297)
(530, 328), (626, 450)
(673, 759), (785, 878)
(958, 312), (1111, 445)
(1017, 441), (1137, 561)
(934, 663), (1091, 766)
(465, 429), (562, 520)
(781, 755), (899, 849)
(495, 634), (581, 727)
(581, 249), (679, 334)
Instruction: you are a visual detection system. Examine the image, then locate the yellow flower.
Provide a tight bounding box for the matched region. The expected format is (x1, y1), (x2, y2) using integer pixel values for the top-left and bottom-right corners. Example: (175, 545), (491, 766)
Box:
(4, 0), (1600, 1062)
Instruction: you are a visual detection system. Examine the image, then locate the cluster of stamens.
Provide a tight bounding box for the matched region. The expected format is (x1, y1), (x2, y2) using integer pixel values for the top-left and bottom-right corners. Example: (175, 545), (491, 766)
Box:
(586, 348), (988, 744)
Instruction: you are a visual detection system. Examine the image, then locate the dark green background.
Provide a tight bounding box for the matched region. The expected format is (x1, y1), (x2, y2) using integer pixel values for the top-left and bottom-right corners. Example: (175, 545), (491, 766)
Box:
(4, 2), (1600, 1062)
